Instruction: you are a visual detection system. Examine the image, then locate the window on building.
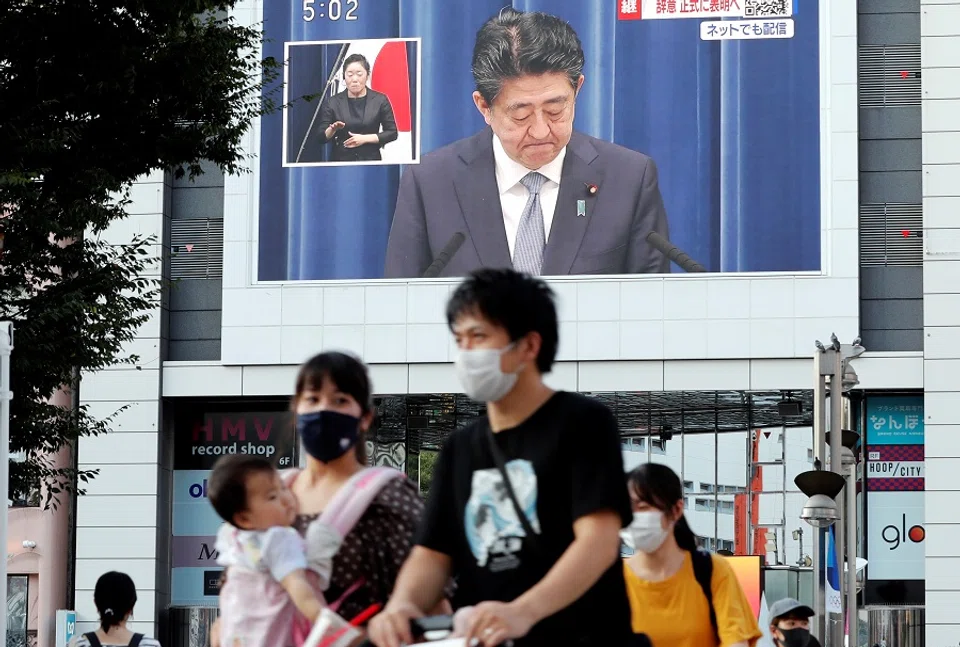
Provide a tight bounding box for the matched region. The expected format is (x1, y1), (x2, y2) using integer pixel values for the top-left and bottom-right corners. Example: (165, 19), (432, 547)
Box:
(695, 498), (715, 512)
(8, 452), (40, 508)
(7, 575), (29, 647)
(719, 485), (746, 494)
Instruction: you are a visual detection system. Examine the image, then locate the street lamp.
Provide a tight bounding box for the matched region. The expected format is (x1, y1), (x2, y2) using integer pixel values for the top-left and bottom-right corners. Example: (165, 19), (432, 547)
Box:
(827, 427), (862, 647)
(826, 429), (859, 470)
(795, 470), (846, 528)
(808, 334), (863, 647)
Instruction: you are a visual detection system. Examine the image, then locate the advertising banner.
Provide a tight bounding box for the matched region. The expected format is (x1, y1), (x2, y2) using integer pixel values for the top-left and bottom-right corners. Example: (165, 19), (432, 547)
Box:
(171, 411), (296, 606)
(866, 395), (924, 447)
(255, 0), (821, 281)
(725, 555), (763, 619)
(865, 394), (925, 586)
(866, 490), (925, 581)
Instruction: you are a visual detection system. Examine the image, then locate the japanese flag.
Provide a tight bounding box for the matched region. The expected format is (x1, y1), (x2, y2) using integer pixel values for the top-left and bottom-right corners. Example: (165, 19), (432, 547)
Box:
(335, 39), (415, 164)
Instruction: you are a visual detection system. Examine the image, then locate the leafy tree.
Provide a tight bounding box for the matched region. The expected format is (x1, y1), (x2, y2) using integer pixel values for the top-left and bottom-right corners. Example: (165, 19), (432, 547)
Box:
(0, 0), (278, 506)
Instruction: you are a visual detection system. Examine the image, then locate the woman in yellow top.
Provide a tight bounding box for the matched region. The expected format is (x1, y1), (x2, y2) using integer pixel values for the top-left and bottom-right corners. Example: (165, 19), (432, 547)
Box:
(622, 463), (763, 647)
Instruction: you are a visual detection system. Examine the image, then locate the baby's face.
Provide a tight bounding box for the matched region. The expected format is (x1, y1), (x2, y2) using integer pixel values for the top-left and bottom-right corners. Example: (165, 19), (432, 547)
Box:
(235, 470), (298, 530)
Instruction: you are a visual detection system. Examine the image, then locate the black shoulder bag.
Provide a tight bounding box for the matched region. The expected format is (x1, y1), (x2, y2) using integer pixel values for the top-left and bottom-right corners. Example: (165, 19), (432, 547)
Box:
(690, 549), (720, 643)
(83, 633), (143, 647)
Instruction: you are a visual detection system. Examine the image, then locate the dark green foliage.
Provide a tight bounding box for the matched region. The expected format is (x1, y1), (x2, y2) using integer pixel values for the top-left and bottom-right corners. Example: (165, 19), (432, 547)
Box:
(0, 0), (279, 506)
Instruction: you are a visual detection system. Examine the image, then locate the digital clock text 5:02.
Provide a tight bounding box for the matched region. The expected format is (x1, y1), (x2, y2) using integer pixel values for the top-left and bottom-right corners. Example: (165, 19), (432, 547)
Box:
(303, 0), (359, 22)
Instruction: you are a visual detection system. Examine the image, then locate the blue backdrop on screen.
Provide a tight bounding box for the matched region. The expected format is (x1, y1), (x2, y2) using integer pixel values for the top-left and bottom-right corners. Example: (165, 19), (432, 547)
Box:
(258, 0), (821, 280)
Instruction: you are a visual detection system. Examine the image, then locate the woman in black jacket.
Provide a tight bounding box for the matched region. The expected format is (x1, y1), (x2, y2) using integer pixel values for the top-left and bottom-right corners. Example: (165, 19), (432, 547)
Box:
(318, 53), (398, 162)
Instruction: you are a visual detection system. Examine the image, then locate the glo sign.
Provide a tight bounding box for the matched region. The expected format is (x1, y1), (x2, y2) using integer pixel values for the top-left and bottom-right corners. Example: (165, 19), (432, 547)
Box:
(880, 513), (924, 551)
(867, 491), (924, 581)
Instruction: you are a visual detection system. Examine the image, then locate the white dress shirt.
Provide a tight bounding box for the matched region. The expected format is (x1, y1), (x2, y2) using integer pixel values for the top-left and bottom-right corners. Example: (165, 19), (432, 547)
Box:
(492, 135), (567, 258)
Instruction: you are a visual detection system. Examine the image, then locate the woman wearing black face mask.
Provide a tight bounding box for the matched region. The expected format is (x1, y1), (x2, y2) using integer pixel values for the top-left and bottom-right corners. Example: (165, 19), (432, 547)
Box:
(210, 352), (451, 647)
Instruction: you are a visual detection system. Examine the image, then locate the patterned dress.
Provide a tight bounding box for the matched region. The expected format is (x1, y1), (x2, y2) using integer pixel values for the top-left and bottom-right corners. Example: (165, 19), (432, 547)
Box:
(292, 476), (427, 622)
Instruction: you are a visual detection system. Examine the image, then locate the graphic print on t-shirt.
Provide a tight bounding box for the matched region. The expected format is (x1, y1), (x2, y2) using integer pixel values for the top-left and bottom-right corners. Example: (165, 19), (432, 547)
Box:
(464, 459), (540, 572)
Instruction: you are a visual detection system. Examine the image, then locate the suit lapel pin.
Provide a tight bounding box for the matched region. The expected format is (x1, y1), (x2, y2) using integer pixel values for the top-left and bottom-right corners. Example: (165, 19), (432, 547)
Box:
(577, 199), (586, 217)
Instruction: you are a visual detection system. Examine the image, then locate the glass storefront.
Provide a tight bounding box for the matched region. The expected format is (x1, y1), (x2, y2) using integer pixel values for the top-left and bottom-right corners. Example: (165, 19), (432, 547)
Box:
(165, 389), (837, 646)
(369, 390), (819, 566)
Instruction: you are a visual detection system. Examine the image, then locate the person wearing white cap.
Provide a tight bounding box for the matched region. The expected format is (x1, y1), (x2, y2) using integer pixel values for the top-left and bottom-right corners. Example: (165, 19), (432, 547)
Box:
(767, 598), (822, 647)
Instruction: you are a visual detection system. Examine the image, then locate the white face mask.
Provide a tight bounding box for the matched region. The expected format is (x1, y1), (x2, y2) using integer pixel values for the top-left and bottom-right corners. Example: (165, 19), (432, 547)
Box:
(454, 343), (519, 402)
(621, 510), (670, 554)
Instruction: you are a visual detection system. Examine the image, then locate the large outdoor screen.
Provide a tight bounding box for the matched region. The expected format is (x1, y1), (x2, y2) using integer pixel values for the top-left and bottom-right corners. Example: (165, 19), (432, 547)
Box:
(255, 0), (820, 282)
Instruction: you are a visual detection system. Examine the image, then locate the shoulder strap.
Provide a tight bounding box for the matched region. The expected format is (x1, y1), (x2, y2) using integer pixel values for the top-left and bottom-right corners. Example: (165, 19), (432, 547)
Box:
(83, 634), (102, 647)
(321, 466), (403, 536)
(690, 549), (720, 643)
(127, 634), (144, 647)
(280, 467), (302, 488)
(480, 422), (542, 551)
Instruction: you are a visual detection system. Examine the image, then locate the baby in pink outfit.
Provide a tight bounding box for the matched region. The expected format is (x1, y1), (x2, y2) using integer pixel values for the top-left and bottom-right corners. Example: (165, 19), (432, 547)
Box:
(209, 454), (323, 647)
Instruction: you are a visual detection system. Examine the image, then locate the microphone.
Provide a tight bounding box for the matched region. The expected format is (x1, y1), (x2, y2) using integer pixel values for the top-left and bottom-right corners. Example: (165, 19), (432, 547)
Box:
(422, 232), (466, 278)
(645, 232), (707, 273)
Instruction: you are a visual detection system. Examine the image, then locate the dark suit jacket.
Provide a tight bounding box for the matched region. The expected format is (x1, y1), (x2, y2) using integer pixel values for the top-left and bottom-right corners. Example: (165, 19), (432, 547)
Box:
(318, 89), (398, 162)
(383, 128), (670, 278)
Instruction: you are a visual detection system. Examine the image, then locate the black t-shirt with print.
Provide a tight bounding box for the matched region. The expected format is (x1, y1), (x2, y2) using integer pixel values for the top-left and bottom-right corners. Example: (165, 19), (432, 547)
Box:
(416, 391), (633, 646)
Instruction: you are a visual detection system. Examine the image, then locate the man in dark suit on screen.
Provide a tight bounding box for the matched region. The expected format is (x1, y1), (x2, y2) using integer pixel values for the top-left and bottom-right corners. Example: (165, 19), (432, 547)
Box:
(383, 8), (671, 279)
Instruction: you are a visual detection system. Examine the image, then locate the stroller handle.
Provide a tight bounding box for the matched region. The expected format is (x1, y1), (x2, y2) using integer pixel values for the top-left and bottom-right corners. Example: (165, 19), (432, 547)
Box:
(410, 615), (454, 635)
(357, 614), (511, 645)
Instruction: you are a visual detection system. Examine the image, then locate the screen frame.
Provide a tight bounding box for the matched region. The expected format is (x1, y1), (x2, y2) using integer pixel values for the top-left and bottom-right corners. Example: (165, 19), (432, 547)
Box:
(221, 0), (859, 366)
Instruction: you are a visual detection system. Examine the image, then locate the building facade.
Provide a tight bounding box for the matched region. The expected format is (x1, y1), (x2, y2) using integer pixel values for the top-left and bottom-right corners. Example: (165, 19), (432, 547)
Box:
(30, 1), (955, 646)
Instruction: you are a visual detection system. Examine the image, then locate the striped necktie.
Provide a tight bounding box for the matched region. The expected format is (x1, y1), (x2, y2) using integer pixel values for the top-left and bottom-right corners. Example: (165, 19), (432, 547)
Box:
(513, 171), (547, 275)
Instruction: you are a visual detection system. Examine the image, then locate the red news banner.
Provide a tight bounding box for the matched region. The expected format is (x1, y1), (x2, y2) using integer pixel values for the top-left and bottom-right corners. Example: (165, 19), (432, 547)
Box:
(618, 0), (745, 20)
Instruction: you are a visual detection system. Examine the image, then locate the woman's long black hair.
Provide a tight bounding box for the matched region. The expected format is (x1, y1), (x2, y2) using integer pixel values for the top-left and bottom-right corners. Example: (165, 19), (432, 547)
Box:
(93, 571), (138, 632)
(626, 462), (699, 552)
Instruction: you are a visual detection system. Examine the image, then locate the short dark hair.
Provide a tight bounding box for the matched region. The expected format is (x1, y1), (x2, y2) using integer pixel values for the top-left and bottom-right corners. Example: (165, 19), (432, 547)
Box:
(208, 454), (276, 526)
(342, 53), (370, 75)
(294, 351), (374, 464)
(472, 8), (585, 105)
(446, 268), (558, 373)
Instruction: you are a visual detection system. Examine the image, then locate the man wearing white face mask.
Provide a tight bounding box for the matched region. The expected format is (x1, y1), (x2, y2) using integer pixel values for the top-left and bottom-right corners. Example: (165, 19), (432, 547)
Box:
(368, 268), (634, 647)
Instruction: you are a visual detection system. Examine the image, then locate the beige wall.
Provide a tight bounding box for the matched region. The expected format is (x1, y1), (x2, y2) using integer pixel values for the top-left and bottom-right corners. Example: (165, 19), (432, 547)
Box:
(6, 386), (73, 647)
(6, 451), (71, 647)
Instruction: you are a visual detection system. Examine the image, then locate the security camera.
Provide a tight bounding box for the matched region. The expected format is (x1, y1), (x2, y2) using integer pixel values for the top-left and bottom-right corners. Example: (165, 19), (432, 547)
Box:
(21, 540), (36, 549)
(800, 494), (839, 528)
